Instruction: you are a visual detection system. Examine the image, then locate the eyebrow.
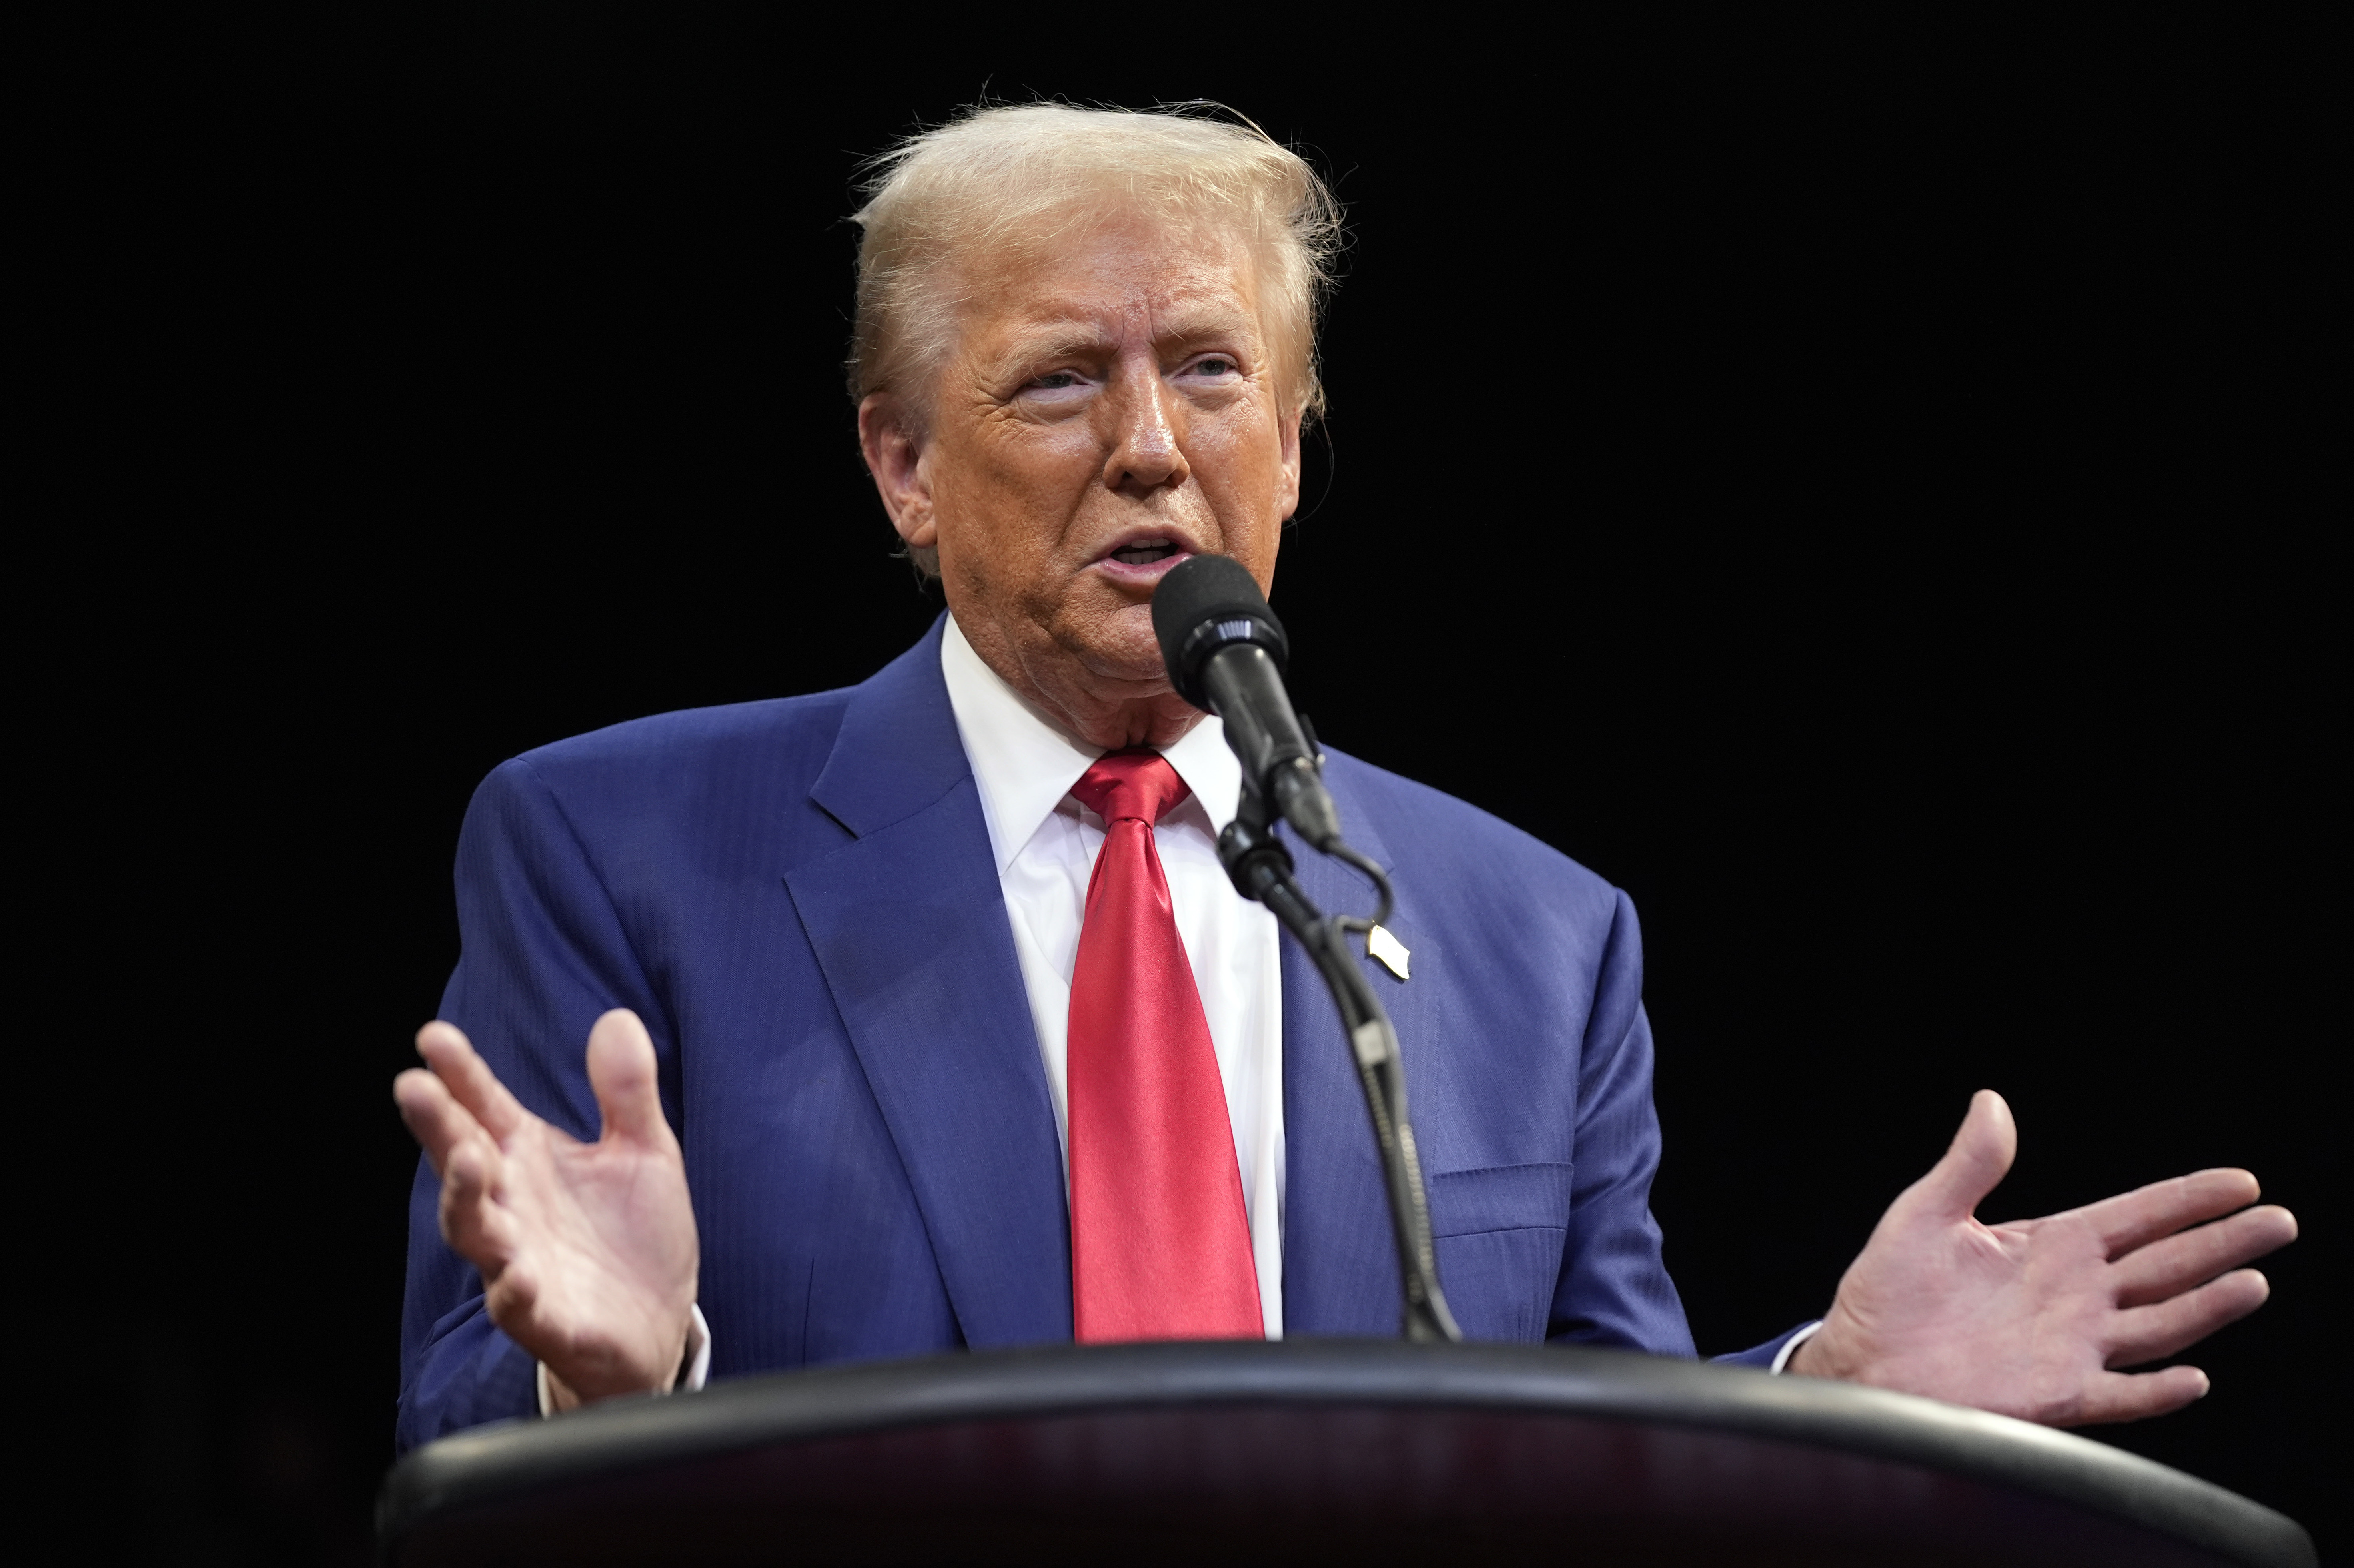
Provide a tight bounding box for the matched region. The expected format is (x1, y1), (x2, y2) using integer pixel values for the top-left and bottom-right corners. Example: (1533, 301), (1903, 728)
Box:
(992, 321), (1114, 367)
(988, 303), (1260, 370)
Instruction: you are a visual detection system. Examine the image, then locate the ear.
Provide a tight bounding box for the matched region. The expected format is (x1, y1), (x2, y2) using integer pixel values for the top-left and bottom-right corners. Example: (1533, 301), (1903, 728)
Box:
(1274, 403), (1304, 522)
(858, 395), (936, 551)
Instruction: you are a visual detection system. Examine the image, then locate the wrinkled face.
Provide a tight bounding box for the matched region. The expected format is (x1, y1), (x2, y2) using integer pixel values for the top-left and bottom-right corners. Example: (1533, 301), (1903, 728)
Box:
(861, 208), (1302, 744)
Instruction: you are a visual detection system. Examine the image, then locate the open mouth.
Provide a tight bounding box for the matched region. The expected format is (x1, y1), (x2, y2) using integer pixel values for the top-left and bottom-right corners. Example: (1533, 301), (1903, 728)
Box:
(1107, 539), (1183, 567)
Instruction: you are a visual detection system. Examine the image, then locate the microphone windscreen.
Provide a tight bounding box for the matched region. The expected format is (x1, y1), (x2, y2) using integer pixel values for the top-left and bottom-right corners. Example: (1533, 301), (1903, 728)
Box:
(1152, 553), (1289, 710)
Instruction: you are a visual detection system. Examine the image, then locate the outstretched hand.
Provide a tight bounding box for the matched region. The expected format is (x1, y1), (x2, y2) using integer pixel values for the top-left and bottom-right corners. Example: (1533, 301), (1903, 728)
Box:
(1789, 1090), (2295, 1425)
(394, 1011), (699, 1410)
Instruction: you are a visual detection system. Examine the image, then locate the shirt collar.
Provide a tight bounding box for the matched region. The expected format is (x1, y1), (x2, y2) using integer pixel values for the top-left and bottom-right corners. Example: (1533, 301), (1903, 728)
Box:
(940, 614), (1243, 873)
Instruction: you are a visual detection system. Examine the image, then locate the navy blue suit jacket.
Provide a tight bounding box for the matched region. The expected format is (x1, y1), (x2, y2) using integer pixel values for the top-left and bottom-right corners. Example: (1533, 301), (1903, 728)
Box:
(398, 618), (1802, 1450)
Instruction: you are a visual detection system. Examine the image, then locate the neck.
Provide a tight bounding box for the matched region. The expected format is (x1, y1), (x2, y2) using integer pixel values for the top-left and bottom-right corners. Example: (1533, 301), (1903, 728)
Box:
(954, 613), (1205, 752)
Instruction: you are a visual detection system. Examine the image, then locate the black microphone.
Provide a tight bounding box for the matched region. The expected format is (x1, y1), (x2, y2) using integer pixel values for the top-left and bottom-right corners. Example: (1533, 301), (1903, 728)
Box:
(1151, 554), (1344, 851)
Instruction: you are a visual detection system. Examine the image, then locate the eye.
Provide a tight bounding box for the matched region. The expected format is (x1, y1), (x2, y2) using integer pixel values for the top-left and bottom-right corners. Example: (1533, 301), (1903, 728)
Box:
(1190, 356), (1238, 378)
(1028, 371), (1082, 391)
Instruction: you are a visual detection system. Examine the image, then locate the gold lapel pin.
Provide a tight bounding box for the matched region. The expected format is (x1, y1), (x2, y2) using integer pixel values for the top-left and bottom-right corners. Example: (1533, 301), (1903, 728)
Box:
(1366, 923), (1411, 981)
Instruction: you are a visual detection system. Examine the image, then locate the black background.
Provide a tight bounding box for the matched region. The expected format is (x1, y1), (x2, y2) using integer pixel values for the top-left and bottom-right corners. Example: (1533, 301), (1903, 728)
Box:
(46, 8), (2339, 1564)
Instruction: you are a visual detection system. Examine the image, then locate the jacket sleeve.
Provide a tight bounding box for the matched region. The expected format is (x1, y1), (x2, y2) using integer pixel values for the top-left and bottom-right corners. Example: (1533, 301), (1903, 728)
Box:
(1543, 889), (1819, 1369)
(1712, 1322), (1822, 1370)
(396, 755), (676, 1452)
(1546, 891), (1699, 1355)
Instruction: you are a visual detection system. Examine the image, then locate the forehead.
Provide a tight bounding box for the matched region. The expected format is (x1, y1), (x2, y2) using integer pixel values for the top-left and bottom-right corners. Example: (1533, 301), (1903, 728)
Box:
(950, 210), (1266, 353)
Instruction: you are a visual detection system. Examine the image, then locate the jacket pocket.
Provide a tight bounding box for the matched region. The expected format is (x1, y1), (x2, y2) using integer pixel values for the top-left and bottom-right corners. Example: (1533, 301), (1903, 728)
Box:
(1426, 1162), (1575, 1237)
(1426, 1163), (1575, 1344)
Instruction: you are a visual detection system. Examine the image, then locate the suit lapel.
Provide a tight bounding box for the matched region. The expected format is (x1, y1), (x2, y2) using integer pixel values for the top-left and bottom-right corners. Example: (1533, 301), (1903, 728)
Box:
(784, 620), (1073, 1348)
(1278, 772), (1411, 1337)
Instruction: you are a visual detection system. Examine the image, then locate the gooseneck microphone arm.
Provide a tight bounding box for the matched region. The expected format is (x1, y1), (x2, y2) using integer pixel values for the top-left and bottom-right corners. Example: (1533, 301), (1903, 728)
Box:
(1217, 790), (1462, 1343)
(1152, 553), (1461, 1344)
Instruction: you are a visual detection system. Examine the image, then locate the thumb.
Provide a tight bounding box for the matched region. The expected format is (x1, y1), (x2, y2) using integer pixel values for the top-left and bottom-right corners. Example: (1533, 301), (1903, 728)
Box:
(585, 1009), (672, 1148)
(1907, 1089), (2017, 1221)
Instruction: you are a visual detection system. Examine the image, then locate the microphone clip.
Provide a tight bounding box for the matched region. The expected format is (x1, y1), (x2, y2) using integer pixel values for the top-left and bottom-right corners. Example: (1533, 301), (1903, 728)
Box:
(1216, 783), (1295, 905)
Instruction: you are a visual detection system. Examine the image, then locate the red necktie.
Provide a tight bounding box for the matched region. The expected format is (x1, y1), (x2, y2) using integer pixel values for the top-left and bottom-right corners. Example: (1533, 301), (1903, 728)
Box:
(1066, 752), (1263, 1343)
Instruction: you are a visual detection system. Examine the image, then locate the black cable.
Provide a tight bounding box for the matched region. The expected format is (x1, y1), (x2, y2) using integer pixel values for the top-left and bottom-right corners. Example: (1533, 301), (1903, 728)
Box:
(1324, 841), (1394, 934)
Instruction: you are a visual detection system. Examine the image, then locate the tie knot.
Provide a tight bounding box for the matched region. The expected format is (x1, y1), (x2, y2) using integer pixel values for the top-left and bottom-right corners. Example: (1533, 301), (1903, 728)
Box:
(1072, 751), (1190, 827)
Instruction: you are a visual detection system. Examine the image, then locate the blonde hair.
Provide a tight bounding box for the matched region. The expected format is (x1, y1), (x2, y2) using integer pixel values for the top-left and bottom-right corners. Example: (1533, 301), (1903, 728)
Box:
(848, 102), (1342, 430)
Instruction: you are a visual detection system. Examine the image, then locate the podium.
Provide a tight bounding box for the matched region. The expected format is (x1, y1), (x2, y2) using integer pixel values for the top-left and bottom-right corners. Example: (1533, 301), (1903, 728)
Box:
(379, 1339), (2314, 1566)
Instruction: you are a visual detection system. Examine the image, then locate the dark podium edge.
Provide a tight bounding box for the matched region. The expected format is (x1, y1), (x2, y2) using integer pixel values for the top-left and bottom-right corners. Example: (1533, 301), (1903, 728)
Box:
(378, 1338), (2315, 1567)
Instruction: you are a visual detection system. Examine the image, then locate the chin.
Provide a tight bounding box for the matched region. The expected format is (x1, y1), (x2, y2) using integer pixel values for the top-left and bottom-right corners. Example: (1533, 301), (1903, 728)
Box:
(1075, 629), (1174, 690)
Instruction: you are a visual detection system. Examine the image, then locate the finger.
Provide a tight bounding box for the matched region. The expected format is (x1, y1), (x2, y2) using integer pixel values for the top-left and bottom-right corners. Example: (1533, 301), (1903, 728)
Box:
(483, 1257), (545, 1329)
(395, 1067), (490, 1176)
(2077, 1168), (2263, 1256)
(2114, 1205), (2298, 1307)
(2086, 1171), (2263, 1257)
(2106, 1269), (2271, 1368)
(1901, 1090), (2016, 1221)
(585, 1009), (672, 1148)
(2067, 1365), (2210, 1426)
(434, 1125), (521, 1263)
(416, 1021), (532, 1141)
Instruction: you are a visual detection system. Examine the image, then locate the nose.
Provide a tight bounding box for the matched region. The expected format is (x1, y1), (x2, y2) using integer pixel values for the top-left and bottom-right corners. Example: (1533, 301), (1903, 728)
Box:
(1100, 361), (1190, 497)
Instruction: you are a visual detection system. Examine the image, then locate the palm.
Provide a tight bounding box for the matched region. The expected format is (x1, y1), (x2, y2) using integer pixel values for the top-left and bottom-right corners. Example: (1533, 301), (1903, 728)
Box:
(396, 1011), (699, 1403)
(1797, 1091), (2294, 1426)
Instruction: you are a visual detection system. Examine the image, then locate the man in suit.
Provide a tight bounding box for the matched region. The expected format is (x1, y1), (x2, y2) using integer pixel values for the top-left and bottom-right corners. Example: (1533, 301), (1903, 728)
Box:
(393, 103), (2294, 1449)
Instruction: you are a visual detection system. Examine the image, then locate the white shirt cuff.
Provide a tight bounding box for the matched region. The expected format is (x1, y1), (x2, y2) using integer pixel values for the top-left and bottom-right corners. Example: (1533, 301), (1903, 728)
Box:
(1769, 1319), (1825, 1375)
(536, 1303), (712, 1416)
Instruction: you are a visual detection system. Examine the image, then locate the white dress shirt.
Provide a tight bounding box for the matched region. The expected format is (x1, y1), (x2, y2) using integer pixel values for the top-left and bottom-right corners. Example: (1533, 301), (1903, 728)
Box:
(940, 615), (1288, 1337)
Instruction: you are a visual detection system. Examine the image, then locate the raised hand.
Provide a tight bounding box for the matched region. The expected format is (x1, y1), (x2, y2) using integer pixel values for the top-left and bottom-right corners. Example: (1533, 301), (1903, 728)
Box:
(394, 1011), (699, 1410)
(1789, 1090), (2296, 1426)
